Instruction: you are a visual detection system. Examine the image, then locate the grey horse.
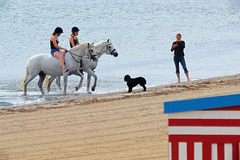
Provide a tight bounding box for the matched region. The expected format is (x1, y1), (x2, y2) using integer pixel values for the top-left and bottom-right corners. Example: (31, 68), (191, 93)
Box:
(47, 39), (118, 94)
(19, 43), (97, 95)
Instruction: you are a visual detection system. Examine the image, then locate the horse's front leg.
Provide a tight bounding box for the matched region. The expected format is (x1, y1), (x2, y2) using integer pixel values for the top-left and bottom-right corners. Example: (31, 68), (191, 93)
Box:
(72, 71), (84, 91)
(91, 71), (97, 92)
(63, 72), (69, 95)
(85, 68), (97, 93)
(87, 73), (92, 94)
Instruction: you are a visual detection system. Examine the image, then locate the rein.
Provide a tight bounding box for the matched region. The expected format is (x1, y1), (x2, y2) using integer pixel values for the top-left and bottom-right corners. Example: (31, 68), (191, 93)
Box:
(68, 51), (83, 63)
(67, 49), (95, 63)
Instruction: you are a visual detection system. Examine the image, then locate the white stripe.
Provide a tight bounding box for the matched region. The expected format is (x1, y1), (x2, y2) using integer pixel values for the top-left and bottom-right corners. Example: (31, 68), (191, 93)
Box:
(224, 143), (232, 160)
(169, 111), (240, 119)
(169, 126), (240, 135)
(169, 142), (172, 160)
(179, 142), (187, 160)
(212, 143), (218, 160)
(194, 142), (202, 160)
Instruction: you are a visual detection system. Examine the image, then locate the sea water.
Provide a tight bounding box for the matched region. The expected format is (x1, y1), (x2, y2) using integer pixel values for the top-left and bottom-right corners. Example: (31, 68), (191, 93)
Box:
(0, 0), (240, 108)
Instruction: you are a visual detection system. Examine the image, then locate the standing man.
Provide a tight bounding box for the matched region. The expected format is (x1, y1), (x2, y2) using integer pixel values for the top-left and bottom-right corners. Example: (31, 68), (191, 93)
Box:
(171, 33), (190, 83)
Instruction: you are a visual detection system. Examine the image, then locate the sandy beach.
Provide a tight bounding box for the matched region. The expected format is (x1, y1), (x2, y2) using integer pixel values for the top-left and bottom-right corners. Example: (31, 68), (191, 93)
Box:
(1, 75), (240, 160)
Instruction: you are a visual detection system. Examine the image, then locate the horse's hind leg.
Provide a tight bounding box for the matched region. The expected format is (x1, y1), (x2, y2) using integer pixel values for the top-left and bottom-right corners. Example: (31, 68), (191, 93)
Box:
(23, 74), (37, 96)
(38, 72), (46, 95)
(47, 76), (56, 92)
(56, 76), (61, 90)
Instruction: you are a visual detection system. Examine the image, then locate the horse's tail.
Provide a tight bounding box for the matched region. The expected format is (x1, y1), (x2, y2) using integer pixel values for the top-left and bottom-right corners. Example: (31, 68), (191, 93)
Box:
(46, 75), (49, 90)
(19, 69), (29, 89)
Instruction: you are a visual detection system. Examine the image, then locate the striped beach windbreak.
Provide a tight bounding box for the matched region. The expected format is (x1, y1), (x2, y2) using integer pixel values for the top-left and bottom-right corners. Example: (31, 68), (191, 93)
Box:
(164, 94), (240, 160)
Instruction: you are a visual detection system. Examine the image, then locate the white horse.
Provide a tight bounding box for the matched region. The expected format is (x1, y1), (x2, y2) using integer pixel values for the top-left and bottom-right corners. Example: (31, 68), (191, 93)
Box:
(47, 39), (118, 94)
(19, 43), (97, 95)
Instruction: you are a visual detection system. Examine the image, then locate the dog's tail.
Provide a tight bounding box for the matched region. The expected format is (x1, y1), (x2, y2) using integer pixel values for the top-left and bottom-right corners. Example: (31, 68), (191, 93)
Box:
(143, 78), (147, 84)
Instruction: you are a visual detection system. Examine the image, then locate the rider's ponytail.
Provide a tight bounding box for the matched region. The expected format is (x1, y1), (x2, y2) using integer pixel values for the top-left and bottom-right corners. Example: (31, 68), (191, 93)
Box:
(52, 32), (61, 36)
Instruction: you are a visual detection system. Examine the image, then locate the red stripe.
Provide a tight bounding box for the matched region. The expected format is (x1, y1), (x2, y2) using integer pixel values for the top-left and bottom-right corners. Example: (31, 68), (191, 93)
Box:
(209, 105), (240, 111)
(203, 141), (211, 160)
(169, 119), (240, 126)
(172, 141), (179, 160)
(233, 142), (239, 160)
(218, 143), (224, 160)
(187, 142), (194, 160)
(169, 135), (240, 143)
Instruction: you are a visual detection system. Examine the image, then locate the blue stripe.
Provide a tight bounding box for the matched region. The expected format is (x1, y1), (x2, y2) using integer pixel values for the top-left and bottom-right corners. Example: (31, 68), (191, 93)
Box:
(164, 94), (240, 114)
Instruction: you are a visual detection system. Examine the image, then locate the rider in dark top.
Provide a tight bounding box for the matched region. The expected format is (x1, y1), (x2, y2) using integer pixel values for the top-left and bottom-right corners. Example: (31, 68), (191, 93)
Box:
(69, 27), (83, 73)
(50, 27), (68, 72)
(69, 26), (80, 48)
(171, 33), (190, 83)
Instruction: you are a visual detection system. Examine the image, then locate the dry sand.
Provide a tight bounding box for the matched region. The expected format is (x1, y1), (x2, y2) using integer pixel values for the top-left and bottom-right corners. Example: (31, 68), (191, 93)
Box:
(1, 75), (240, 160)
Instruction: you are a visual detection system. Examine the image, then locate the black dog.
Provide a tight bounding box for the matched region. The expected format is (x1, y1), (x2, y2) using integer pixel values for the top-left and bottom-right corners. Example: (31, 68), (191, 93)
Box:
(124, 75), (147, 93)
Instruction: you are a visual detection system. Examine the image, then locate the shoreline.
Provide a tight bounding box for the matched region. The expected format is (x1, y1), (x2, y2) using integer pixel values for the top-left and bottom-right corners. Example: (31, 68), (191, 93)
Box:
(1, 73), (240, 114)
(1, 74), (240, 159)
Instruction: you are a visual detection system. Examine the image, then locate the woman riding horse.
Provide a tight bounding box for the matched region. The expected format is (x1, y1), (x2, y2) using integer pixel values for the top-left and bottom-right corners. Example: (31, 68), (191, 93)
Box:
(69, 26), (80, 48)
(50, 27), (68, 72)
(69, 26), (83, 73)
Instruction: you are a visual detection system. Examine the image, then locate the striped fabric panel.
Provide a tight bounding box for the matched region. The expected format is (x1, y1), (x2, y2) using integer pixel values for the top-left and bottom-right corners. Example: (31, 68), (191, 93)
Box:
(167, 106), (240, 159)
(169, 126), (240, 135)
(169, 111), (240, 119)
(169, 119), (240, 127)
(168, 141), (236, 160)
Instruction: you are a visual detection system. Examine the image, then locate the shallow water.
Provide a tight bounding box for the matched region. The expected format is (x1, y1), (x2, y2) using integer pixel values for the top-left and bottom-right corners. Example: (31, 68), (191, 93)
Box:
(1, 0), (240, 108)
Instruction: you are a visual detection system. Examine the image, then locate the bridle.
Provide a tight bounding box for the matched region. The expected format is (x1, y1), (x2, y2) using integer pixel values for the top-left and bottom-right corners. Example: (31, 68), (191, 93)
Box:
(106, 43), (116, 55)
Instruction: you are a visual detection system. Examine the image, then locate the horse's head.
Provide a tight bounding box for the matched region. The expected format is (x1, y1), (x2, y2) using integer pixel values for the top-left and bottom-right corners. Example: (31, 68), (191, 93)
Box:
(105, 39), (118, 57)
(88, 43), (98, 62)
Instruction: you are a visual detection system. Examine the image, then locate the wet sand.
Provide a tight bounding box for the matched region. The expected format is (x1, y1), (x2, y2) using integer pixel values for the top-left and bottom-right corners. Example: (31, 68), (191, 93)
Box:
(1, 75), (240, 160)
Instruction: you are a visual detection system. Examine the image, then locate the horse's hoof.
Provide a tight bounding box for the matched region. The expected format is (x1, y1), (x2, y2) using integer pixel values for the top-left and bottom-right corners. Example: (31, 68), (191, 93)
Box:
(91, 87), (95, 91)
(75, 87), (79, 91)
(88, 91), (92, 94)
(75, 86), (82, 91)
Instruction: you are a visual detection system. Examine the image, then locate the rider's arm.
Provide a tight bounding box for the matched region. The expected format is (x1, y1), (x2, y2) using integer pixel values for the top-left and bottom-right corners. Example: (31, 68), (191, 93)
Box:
(76, 37), (80, 45)
(51, 36), (67, 51)
(69, 36), (76, 47)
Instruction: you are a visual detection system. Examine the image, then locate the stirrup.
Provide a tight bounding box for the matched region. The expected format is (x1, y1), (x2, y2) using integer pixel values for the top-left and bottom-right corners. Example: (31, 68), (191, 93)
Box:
(79, 69), (84, 75)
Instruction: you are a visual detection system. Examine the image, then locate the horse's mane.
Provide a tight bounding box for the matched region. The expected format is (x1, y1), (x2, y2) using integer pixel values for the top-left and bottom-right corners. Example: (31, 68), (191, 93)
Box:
(94, 41), (106, 46)
(69, 43), (88, 52)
